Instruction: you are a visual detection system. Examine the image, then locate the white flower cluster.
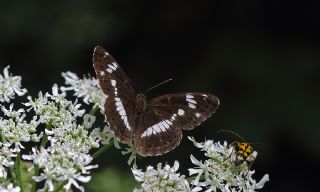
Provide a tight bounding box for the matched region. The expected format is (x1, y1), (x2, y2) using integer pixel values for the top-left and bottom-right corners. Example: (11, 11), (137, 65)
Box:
(0, 66), (27, 103)
(133, 137), (269, 192)
(21, 84), (110, 192)
(0, 105), (41, 151)
(188, 137), (269, 192)
(0, 66), (114, 191)
(0, 183), (20, 192)
(0, 143), (16, 178)
(61, 72), (105, 110)
(133, 161), (201, 192)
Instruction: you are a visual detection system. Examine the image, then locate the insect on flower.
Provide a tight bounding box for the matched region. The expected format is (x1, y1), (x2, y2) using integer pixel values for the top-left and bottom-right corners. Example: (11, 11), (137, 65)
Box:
(92, 46), (220, 156)
(218, 130), (257, 168)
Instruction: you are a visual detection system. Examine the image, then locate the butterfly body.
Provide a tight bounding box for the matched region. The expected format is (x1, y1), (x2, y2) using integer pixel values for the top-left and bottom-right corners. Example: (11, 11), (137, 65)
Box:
(93, 46), (220, 156)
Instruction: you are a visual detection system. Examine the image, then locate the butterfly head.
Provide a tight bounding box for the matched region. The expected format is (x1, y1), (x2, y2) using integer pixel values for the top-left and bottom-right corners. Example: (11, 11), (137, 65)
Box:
(136, 93), (147, 114)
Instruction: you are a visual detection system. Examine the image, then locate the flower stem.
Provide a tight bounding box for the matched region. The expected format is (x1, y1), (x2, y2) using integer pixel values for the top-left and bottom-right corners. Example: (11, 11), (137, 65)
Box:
(0, 131), (17, 185)
(89, 105), (99, 115)
(53, 180), (68, 192)
(8, 166), (17, 186)
(31, 134), (48, 192)
(92, 142), (113, 160)
(15, 152), (24, 192)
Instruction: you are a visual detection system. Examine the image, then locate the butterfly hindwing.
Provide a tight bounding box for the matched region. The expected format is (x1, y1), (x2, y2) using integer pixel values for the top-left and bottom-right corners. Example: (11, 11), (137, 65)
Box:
(92, 46), (136, 144)
(134, 93), (219, 156)
(134, 110), (182, 156)
(148, 93), (219, 130)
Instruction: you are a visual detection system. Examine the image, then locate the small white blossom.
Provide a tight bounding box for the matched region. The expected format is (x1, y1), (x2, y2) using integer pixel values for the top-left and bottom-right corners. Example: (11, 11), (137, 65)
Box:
(188, 137), (269, 192)
(0, 66), (27, 103)
(133, 161), (198, 192)
(0, 105), (41, 150)
(122, 143), (142, 167)
(100, 125), (120, 147)
(20, 82), (109, 191)
(61, 72), (105, 109)
(23, 85), (85, 127)
(0, 142), (17, 178)
(0, 183), (20, 192)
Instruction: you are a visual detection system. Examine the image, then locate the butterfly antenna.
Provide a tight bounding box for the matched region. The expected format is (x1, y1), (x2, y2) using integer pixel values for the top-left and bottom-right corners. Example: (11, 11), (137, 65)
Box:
(217, 130), (245, 141)
(144, 78), (173, 94)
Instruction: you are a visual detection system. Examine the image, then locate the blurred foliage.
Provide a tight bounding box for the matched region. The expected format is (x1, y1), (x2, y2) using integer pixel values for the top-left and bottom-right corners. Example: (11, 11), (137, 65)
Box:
(85, 167), (138, 192)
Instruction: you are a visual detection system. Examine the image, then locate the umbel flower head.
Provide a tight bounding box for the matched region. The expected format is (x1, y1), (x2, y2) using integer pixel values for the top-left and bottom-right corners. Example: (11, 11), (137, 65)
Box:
(188, 137), (269, 192)
(61, 72), (105, 109)
(0, 66), (27, 103)
(22, 84), (110, 191)
(0, 183), (20, 192)
(132, 161), (201, 192)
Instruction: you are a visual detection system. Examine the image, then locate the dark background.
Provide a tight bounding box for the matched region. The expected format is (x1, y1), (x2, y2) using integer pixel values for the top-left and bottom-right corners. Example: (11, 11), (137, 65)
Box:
(1, 1), (320, 191)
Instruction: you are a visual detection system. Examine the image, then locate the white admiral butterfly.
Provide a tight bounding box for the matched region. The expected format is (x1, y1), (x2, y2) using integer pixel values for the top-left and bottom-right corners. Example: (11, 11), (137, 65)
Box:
(92, 46), (220, 156)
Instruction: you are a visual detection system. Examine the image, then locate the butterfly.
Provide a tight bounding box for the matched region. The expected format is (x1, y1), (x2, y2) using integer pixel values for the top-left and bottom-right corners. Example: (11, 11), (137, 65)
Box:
(92, 46), (220, 156)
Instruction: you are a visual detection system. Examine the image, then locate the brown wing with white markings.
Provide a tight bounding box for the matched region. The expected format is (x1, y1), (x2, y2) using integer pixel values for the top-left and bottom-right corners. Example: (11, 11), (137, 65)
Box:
(92, 46), (136, 144)
(134, 109), (183, 156)
(134, 92), (219, 156)
(148, 93), (219, 130)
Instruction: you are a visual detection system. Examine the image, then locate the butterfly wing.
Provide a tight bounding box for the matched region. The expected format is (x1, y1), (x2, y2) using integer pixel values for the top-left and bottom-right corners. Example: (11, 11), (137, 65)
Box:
(134, 109), (182, 156)
(148, 92), (219, 130)
(134, 92), (219, 156)
(92, 46), (136, 144)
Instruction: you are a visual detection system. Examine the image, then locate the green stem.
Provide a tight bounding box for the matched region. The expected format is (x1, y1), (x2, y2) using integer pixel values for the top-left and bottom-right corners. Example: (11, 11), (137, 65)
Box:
(92, 142), (113, 160)
(89, 105), (99, 115)
(15, 152), (24, 192)
(31, 134), (48, 192)
(53, 180), (68, 192)
(186, 175), (206, 182)
(0, 131), (17, 185)
(40, 133), (48, 147)
(30, 167), (39, 192)
(9, 166), (17, 186)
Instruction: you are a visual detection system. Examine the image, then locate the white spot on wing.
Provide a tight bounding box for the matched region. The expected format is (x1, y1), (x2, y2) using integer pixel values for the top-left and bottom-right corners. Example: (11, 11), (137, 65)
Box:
(141, 118), (175, 138)
(147, 128), (152, 136)
(186, 94), (194, 99)
(186, 93), (197, 108)
(108, 64), (116, 71)
(178, 109), (185, 116)
(100, 71), (105, 76)
(165, 120), (172, 125)
(111, 80), (116, 87)
(186, 98), (197, 104)
(195, 113), (201, 118)
(171, 114), (177, 120)
(106, 68), (112, 73)
(162, 121), (169, 128)
(188, 103), (196, 109)
(158, 122), (166, 131)
(114, 97), (131, 131)
(153, 125), (161, 133)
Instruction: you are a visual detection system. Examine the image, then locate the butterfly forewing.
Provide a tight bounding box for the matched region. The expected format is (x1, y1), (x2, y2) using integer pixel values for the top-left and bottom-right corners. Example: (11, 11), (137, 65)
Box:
(148, 93), (219, 130)
(92, 46), (136, 143)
